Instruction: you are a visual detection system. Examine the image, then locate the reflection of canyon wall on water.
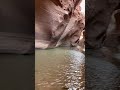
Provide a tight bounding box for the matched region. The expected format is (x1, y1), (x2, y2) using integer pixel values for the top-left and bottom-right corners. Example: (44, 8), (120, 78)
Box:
(35, 0), (85, 50)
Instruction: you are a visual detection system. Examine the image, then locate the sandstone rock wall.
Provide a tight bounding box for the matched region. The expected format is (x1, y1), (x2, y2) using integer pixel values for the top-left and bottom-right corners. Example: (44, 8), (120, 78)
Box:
(103, 9), (120, 53)
(35, 0), (84, 49)
(86, 0), (120, 49)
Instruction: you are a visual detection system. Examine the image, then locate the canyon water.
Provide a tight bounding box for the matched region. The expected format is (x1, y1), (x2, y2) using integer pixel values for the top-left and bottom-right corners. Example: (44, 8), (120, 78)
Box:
(35, 48), (85, 90)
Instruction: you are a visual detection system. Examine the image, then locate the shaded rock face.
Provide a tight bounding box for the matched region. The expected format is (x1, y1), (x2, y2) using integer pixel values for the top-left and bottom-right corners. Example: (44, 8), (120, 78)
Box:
(86, 1), (120, 90)
(103, 9), (120, 53)
(0, 0), (34, 54)
(86, 0), (120, 49)
(35, 0), (84, 49)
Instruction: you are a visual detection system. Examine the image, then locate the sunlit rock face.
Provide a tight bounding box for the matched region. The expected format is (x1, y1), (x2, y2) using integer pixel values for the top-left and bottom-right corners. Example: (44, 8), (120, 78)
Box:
(35, 0), (84, 49)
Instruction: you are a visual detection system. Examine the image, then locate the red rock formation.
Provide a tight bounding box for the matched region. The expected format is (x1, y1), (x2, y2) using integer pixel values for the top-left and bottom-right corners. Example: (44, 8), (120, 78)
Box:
(35, 0), (84, 49)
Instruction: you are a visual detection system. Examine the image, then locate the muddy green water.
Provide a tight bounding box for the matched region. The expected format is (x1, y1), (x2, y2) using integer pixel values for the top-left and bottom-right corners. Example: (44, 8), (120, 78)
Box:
(35, 48), (85, 90)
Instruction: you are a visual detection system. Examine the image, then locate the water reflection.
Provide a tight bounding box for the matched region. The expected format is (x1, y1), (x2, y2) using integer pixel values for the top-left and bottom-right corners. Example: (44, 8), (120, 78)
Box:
(35, 48), (85, 90)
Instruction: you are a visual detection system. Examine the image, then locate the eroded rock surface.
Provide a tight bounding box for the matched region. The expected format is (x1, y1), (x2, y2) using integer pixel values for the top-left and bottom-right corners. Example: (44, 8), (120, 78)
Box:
(103, 9), (120, 54)
(86, 0), (120, 49)
(35, 0), (84, 49)
(86, 1), (120, 90)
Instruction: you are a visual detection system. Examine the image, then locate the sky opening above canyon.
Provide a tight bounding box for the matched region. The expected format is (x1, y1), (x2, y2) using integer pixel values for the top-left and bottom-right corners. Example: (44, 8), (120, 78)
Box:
(80, 0), (85, 15)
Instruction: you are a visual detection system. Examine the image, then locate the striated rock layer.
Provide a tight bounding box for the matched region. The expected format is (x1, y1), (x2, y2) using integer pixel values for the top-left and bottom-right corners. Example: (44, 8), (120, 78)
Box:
(35, 0), (84, 50)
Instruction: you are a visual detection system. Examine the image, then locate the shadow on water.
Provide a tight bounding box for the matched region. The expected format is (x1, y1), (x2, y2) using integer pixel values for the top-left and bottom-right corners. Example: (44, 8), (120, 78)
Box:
(35, 48), (85, 90)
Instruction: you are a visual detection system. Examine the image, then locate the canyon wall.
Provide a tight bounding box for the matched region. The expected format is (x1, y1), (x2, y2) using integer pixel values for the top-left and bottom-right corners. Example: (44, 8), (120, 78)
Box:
(86, 0), (120, 49)
(35, 0), (84, 50)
